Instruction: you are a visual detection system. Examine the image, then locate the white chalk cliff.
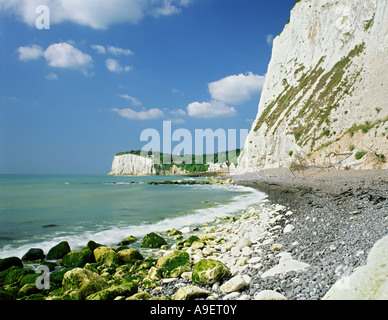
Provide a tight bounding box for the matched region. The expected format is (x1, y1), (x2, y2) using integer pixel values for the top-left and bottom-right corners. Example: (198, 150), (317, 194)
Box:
(238, 0), (388, 172)
(108, 154), (156, 175)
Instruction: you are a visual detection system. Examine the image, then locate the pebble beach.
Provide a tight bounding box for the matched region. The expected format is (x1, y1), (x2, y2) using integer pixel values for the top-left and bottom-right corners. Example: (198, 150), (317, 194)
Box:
(148, 168), (388, 300)
(1, 169), (387, 301)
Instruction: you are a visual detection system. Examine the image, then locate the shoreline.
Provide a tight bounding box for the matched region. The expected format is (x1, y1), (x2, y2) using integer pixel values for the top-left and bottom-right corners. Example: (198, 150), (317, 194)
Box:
(1, 169), (387, 300)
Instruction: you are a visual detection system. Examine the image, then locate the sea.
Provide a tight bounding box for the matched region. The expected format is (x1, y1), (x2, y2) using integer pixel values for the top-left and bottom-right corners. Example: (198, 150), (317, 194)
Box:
(0, 174), (265, 259)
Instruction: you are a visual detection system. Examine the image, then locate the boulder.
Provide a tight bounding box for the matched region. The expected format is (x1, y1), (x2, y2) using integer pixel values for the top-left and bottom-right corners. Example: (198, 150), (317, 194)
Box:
(156, 250), (191, 278)
(118, 235), (137, 246)
(0, 257), (23, 272)
(86, 240), (103, 252)
(86, 282), (138, 300)
(62, 248), (94, 268)
(140, 232), (167, 248)
(47, 241), (71, 260)
(192, 259), (230, 285)
(0, 290), (15, 300)
(117, 249), (143, 263)
(323, 234), (388, 300)
(22, 248), (45, 261)
(0, 266), (33, 286)
(93, 247), (120, 267)
(62, 268), (109, 300)
(185, 235), (202, 247)
(220, 275), (248, 293)
(173, 285), (210, 300)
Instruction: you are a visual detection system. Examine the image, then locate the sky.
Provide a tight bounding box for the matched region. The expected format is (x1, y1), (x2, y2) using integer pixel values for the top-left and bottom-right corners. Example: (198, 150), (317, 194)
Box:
(0, 0), (296, 174)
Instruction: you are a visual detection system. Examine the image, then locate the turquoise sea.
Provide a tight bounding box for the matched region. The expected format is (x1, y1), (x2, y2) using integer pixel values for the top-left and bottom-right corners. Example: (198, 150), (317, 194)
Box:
(0, 174), (265, 259)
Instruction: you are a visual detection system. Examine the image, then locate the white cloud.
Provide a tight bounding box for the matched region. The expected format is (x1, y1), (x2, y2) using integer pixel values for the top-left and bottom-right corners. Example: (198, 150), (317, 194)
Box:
(107, 46), (133, 56)
(0, 0), (193, 29)
(17, 45), (43, 61)
(112, 107), (164, 120)
(91, 44), (106, 54)
(118, 94), (142, 106)
(266, 34), (274, 46)
(92, 45), (133, 56)
(187, 100), (237, 119)
(105, 59), (132, 73)
(45, 72), (58, 80)
(208, 72), (265, 105)
(43, 42), (92, 69)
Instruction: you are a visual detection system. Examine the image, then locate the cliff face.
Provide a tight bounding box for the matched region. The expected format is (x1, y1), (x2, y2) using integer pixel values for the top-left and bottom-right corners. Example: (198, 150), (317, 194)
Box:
(109, 154), (157, 175)
(238, 0), (388, 173)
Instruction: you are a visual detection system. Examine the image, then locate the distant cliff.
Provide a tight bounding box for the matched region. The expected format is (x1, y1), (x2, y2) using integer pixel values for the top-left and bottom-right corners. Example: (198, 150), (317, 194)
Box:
(108, 154), (157, 175)
(238, 0), (388, 172)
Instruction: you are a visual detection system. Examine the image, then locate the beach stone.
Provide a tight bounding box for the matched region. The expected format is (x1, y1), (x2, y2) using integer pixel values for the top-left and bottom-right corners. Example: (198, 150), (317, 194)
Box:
(118, 235), (137, 246)
(47, 241), (71, 260)
(0, 257), (23, 272)
(235, 237), (252, 250)
(86, 240), (103, 251)
(62, 268), (109, 300)
(22, 248), (45, 261)
(173, 285), (210, 300)
(223, 292), (240, 300)
(180, 227), (191, 234)
(0, 266), (32, 286)
(283, 224), (295, 233)
(140, 232), (167, 248)
(261, 252), (310, 278)
(117, 249), (143, 263)
(324, 235), (388, 300)
(270, 243), (283, 251)
(192, 258), (231, 285)
(93, 247), (119, 267)
(86, 282), (138, 300)
(185, 235), (202, 247)
(254, 290), (287, 300)
(220, 275), (248, 293)
(62, 248), (94, 268)
(156, 250), (191, 278)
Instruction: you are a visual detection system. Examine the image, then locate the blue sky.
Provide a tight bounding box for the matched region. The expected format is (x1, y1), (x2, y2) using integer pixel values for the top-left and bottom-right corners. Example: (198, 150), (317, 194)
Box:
(0, 0), (295, 174)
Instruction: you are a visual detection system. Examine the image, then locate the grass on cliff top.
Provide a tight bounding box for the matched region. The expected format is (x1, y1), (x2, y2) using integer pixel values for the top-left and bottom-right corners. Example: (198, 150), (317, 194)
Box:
(254, 42), (366, 152)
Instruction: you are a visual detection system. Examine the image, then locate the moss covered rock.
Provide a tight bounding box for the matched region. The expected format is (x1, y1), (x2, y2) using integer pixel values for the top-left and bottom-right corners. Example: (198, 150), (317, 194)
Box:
(156, 250), (191, 278)
(0, 257), (23, 272)
(86, 282), (138, 300)
(117, 249), (143, 263)
(47, 241), (71, 260)
(62, 268), (109, 300)
(93, 247), (120, 267)
(192, 259), (230, 285)
(62, 248), (94, 268)
(140, 232), (167, 248)
(118, 235), (137, 246)
(22, 248), (45, 261)
(0, 290), (15, 300)
(0, 266), (33, 286)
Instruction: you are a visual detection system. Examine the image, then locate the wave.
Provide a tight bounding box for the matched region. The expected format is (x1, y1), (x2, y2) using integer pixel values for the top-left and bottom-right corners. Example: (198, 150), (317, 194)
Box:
(0, 185), (265, 259)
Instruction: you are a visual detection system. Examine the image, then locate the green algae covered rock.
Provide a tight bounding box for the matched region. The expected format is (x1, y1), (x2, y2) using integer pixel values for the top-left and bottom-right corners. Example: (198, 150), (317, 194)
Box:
(156, 250), (191, 278)
(62, 248), (94, 268)
(86, 282), (138, 300)
(62, 268), (109, 300)
(47, 241), (71, 260)
(117, 249), (143, 263)
(140, 232), (167, 248)
(192, 259), (230, 285)
(93, 247), (120, 267)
